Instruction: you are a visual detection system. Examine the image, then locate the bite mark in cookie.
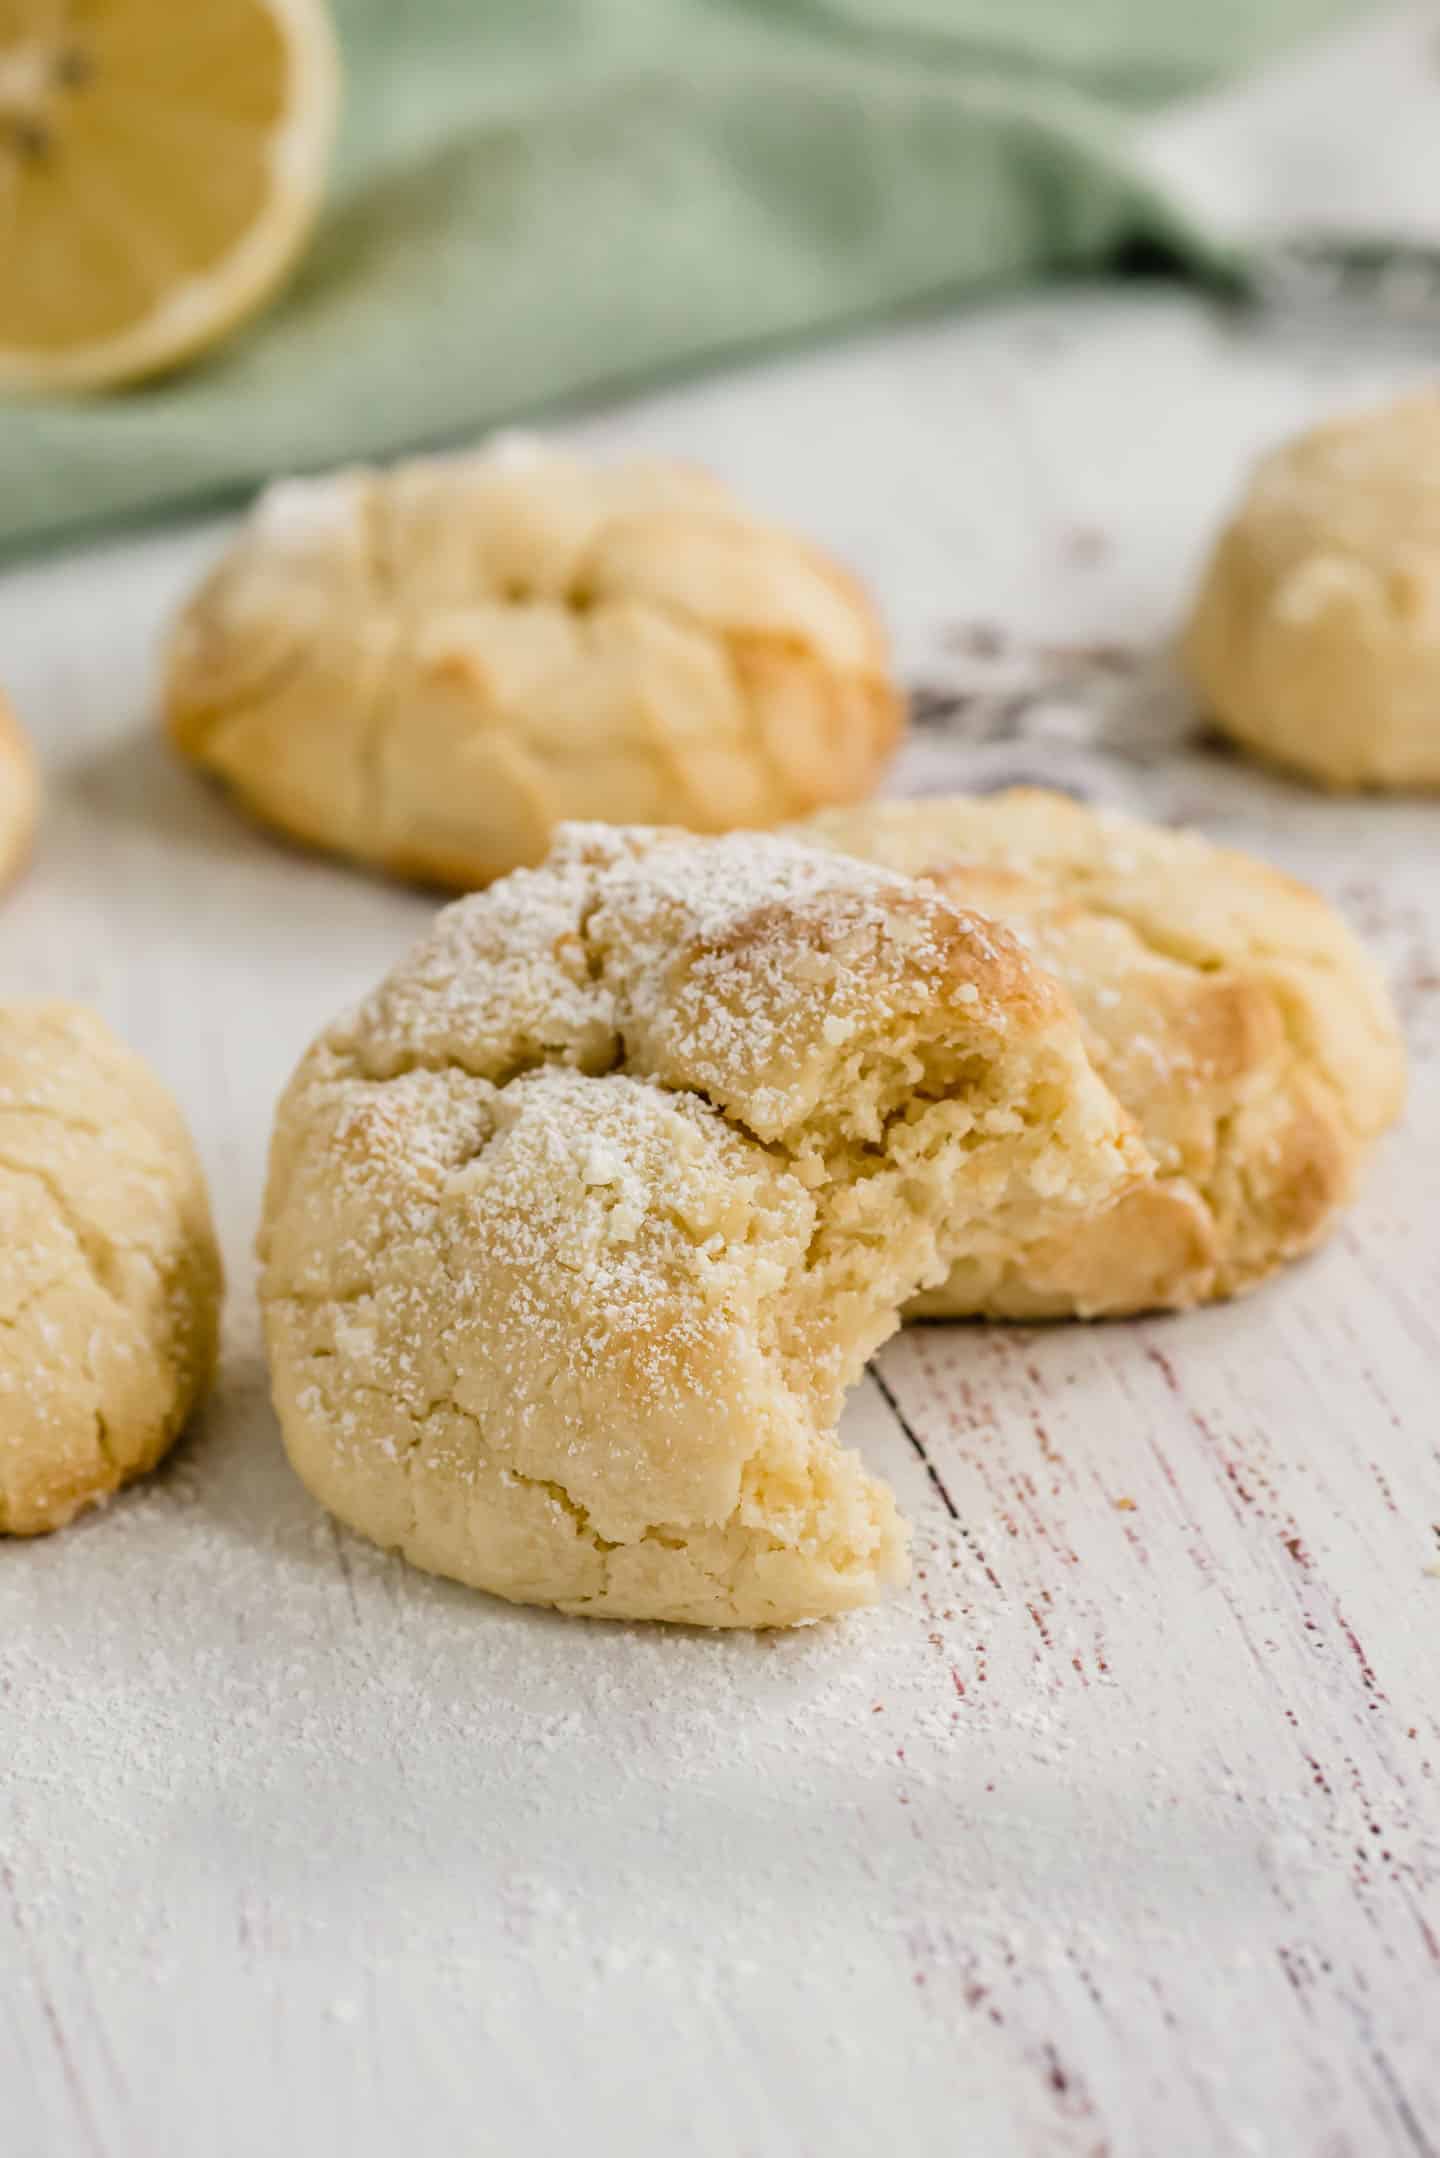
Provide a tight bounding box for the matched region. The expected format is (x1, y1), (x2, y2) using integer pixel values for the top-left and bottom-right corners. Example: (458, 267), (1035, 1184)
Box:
(259, 825), (1144, 1625)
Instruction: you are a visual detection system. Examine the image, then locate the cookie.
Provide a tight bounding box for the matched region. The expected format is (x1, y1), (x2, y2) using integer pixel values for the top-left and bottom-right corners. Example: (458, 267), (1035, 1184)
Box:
(164, 440), (902, 888)
(0, 1003), (223, 1534)
(0, 692), (37, 892)
(259, 824), (1144, 1626)
(804, 790), (1405, 1315)
(1183, 393), (1440, 789)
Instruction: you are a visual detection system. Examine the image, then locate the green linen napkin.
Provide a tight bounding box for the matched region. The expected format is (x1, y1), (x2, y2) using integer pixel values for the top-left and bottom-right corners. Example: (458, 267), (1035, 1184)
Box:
(0, 0), (1356, 557)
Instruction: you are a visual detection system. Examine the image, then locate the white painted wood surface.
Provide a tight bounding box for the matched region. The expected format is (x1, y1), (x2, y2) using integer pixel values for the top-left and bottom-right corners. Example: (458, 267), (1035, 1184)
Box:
(3, 289), (1439, 2158)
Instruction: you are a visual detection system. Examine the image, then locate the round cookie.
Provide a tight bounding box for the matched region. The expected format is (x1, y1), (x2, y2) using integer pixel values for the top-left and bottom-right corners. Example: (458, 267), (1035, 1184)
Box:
(164, 440), (902, 888)
(0, 692), (38, 892)
(1183, 393), (1440, 789)
(0, 1003), (223, 1534)
(804, 790), (1405, 1316)
(259, 823), (1145, 1626)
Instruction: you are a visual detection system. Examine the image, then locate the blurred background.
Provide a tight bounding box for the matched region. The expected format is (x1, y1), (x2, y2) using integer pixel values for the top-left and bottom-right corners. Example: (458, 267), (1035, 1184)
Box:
(1, 0), (1428, 556)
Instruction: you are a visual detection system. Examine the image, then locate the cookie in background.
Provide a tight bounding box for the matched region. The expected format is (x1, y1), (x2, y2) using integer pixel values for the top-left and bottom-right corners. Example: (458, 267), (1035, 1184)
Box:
(164, 439), (903, 889)
(803, 789), (1406, 1317)
(1183, 392), (1440, 790)
(0, 692), (38, 893)
(0, 1003), (222, 1535)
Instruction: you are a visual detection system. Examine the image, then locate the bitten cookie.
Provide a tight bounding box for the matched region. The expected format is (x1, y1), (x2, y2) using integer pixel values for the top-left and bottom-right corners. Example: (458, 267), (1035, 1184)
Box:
(804, 790), (1405, 1317)
(259, 824), (1145, 1627)
(0, 1003), (223, 1533)
(0, 692), (37, 892)
(164, 441), (902, 888)
(1183, 393), (1440, 789)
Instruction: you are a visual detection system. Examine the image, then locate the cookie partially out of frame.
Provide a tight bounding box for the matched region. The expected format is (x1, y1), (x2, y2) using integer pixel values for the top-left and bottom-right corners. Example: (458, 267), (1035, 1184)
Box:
(0, 692), (37, 893)
(259, 823), (1144, 1626)
(1183, 393), (1440, 790)
(804, 789), (1405, 1317)
(165, 441), (902, 889)
(0, 1002), (222, 1534)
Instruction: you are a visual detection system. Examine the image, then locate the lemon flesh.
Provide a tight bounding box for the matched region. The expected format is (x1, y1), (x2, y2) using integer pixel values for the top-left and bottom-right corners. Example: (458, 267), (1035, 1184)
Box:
(0, 0), (339, 391)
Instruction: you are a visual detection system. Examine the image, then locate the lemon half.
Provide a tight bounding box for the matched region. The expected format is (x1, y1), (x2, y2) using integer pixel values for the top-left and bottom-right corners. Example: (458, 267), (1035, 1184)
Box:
(0, 0), (340, 392)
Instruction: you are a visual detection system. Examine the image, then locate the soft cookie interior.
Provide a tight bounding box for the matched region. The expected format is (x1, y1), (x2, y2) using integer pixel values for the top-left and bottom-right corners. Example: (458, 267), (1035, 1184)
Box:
(803, 790), (1406, 1315)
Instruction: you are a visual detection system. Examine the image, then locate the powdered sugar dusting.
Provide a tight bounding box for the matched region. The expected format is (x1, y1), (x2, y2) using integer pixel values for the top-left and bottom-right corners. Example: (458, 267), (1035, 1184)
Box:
(253, 469), (369, 548)
(257, 821), (1140, 1625)
(251, 434), (557, 553)
(348, 821), (1014, 1139)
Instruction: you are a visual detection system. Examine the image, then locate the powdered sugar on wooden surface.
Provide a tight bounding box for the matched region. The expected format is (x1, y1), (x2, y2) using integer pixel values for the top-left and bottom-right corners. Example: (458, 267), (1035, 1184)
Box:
(3, 288), (1440, 2158)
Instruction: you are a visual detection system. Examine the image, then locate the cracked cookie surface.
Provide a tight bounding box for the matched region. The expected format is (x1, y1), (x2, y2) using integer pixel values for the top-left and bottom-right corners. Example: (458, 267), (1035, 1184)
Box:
(1183, 393), (1440, 790)
(259, 823), (1145, 1626)
(164, 440), (902, 889)
(804, 789), (1406, 1316)
(0, 1002), (223, 1534)
(0, 693), (37, 894)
